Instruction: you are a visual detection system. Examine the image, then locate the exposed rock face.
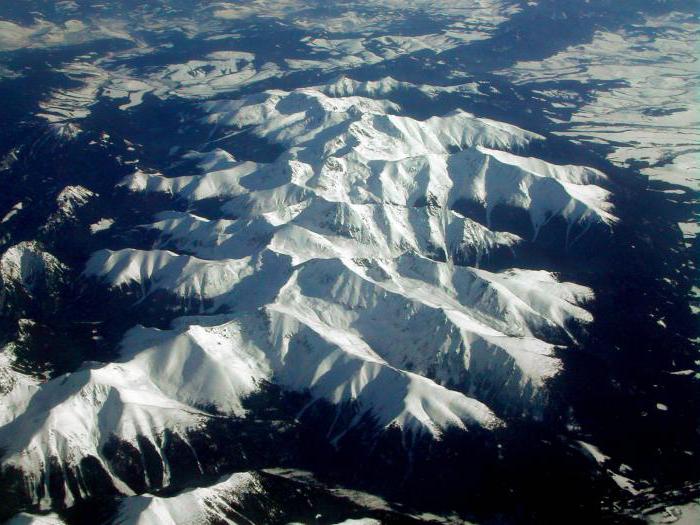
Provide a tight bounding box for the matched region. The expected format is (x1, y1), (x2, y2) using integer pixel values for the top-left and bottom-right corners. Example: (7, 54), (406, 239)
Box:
(0, 241), (67, 317)
(41, 185), (98, 236)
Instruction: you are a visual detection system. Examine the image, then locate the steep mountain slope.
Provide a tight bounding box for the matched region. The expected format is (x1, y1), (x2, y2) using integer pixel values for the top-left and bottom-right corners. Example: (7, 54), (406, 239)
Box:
(1, 0), (697, 522)
(0, 82), (619, 513)
(0, 242), (67, 317)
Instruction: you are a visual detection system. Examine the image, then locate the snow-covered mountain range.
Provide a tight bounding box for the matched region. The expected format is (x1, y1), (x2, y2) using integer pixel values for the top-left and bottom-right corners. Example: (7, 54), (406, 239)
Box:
(1, 80), (616, 513)
(0, 1), (697, 524)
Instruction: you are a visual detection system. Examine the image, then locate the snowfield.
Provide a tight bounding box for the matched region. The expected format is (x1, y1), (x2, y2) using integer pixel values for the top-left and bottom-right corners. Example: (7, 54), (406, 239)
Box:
(0, 80), (617, 509)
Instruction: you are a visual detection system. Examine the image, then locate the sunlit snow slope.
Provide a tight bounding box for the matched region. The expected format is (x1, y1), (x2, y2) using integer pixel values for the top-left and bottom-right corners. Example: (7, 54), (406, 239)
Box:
(1, 81), (616, 509)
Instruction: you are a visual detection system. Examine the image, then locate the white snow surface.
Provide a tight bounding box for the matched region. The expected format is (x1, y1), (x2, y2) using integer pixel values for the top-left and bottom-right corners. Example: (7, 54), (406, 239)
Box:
(5, 513), (67, 525)
(90, 218), (115, 233)
(41, 185), (98, 233)
(337, 518), (381, 525)
(0, 357), (208, 507)
(499, 11), (700, 194)
(0, 241), (67, 293)
(2, 80), (611, 508)
(0, 342), (40, 427)
(98, 84), (607, 434)
(114, 472), (263, 525)
(646, 500), (700, 525)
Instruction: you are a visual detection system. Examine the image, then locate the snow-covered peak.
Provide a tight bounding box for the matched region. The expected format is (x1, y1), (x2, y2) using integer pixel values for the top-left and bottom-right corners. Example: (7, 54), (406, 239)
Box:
(199, 86), (612, 237)
(2, 77), (613, 510)
(0, 340), (40, 427)
(114, 472), (263, 525)
(204, 87), (541, 156)
(41, 185), (97, 233)
(55, 185), (96, 211)
(319, 76), (414, 98)
(0, 357), (208, 508)
(0, 241), (66, 292)
(101, 81), (609, 429)
(314, 75), (482, 100)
